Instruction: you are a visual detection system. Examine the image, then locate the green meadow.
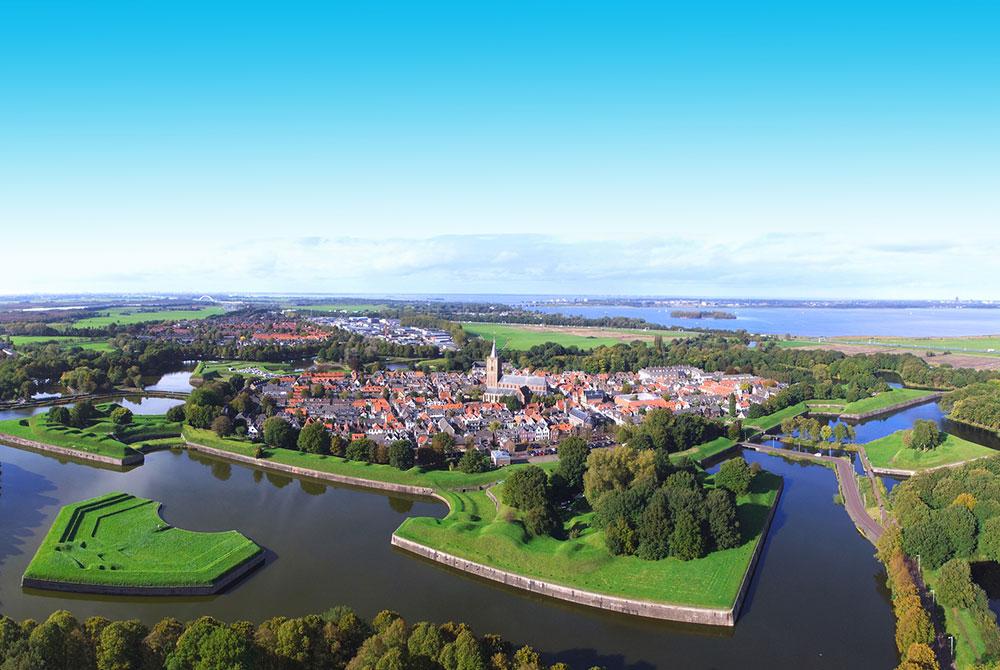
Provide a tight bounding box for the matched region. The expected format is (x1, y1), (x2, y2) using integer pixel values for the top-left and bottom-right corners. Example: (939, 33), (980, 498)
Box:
(5, 335), (114, 352)
(864, 430), (994, 471)
(461, 322), (691, 351)
(70, 307), (225, 328)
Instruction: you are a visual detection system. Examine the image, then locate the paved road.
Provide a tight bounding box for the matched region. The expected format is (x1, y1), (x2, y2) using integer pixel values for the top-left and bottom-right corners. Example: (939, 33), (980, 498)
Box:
(740, 442), (884, 544)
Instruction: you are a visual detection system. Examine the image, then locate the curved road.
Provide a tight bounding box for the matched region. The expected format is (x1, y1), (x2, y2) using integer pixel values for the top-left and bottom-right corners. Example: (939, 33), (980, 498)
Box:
(740, 442), (884, 543)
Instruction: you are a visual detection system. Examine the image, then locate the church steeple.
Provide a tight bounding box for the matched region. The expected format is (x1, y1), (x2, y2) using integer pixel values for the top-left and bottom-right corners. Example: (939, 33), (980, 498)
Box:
(486, 338), (500, 388)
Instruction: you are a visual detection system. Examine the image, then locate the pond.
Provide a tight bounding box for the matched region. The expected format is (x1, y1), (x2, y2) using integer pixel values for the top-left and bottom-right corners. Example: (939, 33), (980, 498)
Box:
(0, 442), (897, 669)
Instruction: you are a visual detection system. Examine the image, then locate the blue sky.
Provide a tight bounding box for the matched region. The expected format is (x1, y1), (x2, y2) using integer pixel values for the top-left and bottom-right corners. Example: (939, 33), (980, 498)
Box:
(1, 1), (998, 298)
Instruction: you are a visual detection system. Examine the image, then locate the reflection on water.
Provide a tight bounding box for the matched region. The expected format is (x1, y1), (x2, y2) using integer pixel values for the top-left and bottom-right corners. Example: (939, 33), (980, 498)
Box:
(0, 442), (897, 669)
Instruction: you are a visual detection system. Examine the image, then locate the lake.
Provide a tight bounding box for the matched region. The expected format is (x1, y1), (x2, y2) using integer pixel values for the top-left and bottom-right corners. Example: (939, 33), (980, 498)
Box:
(528, 305), (1000, 337)
(0, 441), (897, 668)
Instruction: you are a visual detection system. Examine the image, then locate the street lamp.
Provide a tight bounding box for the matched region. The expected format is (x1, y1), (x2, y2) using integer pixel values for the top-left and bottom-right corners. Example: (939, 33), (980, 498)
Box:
(949, 634), (955, 658)
(917, 554), (921, 573)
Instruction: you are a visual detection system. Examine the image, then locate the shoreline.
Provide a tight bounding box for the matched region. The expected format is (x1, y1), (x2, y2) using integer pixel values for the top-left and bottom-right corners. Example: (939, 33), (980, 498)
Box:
(21, 551), (266, 597)
(0, 433), (144, 467)
(393, 480), (783, 627)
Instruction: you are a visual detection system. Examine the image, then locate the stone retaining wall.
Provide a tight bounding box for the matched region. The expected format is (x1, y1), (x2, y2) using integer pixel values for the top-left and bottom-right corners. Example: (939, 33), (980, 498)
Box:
(393, 479), (784, 627)
(869, 455), (992, 479)
(839, 393), (942, 422)
(0, 433), (143, 467)
(21, 551), (266, 597)
(184, 441), (442, 500)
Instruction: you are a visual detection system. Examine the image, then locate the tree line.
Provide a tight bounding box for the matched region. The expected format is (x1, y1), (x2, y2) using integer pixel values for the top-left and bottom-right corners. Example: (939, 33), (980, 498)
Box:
(0, 606), (598, 670)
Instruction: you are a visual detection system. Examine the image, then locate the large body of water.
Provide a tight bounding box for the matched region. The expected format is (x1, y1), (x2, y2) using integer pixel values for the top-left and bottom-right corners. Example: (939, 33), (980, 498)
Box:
(0, 442), (896, 669)
(528, 305), (1000, 338)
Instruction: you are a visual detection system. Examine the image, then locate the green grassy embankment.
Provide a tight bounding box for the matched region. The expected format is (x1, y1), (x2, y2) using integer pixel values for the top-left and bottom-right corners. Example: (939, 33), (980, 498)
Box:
(191, 360), (303, 381)
(839, 388), (937, 415)
(671, 437), (737, 465)
(864, 430), (995, 471)
(743, 403), (809, 433)
(395, 471), (781, 609)
(0, 408), (181, 462)
(22, 492), (261, 589)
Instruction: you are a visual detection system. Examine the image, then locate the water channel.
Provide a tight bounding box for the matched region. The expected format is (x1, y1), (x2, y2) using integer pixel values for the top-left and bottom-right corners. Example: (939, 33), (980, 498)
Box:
(0, 372), (908, 668)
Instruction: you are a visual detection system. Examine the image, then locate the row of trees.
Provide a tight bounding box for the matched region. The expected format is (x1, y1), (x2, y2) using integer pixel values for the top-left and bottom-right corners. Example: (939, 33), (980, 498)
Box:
(615, 410), (725, 454)
(890, 458), (1000, 665)
(779, 415), (857, 445)
(941, 381), (1000, 432)
(874, 529), (939, 670)
(0, 606), (591, 670)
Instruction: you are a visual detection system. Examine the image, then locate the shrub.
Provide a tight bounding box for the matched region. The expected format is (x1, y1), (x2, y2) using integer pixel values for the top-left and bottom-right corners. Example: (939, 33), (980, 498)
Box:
(211, 416), (234, 438)
(935, 558), (975, 609)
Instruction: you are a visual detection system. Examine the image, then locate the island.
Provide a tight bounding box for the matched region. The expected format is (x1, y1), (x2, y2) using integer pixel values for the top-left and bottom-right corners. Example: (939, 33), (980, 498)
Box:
(863, 425), (995, 475)
(21, 492), (264, 595)
(670, 310), (737, 320)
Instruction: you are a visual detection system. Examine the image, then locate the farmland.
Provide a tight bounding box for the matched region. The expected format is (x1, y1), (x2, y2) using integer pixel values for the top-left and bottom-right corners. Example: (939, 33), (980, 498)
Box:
(70, 307), (225, 328)
(5, 335), (114, 352)
(22, 492), (262, 591)
(461, 322), (693, 351)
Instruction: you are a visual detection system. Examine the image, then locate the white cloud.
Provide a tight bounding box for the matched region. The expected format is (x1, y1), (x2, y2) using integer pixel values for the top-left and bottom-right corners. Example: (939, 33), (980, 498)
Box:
(4, 233), (998, 299)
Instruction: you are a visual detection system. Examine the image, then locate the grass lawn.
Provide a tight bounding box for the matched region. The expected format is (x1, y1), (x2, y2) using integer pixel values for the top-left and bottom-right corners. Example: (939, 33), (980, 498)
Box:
(23, 492), (261, 589)
(183, 427), (555, 491)
(743, 403), (809, 432)
(671, 437), (736, 465)
(864, 430), (995, 471)
(5, 335), (114, 352)
(0, 407), (181, 462)
(840, 388), (937, 415)
(461, 322), (691, 351)
(923, 568), (989, 668)
(191, 360), (304, 380)
(71, 307), (225, 329)
(395, 471), (782, 608)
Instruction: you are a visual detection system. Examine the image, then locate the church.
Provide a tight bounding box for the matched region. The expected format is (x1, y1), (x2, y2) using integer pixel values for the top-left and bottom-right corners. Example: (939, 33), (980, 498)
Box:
(482, 339), (549, 403)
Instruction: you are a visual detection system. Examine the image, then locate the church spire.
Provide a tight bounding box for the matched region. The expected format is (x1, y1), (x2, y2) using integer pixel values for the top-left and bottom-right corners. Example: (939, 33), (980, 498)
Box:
(491, 338), (496, 358)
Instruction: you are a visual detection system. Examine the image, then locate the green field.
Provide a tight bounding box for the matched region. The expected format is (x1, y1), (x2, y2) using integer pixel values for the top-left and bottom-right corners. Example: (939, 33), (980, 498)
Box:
(22, 492), (261, 590)
(0, 407), (181, 463)
(191, 360), (303, 380)
(71, 307), (225, 329)
(743, 403), (809, 432)
(864, 430), (995, 471)
(4, 335), (114, 352)
(395, 471), (781, 608)
(839, 388), (937, 415)
(671, 437), (737, 464)
(461, 322), (691, 351)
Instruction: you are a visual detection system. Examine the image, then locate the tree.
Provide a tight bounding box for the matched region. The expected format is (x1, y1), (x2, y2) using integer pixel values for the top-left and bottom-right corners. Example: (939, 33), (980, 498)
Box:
(453, 629), (485, 670)
(636, 491), (672, 560)
(47, 405), (71, 426)
(388, 440), (415, 470)
(212, 415), (234, 438)
(906, 420), (942, 451)
(26, 610), (89, 670)
(458, 448), (491, 474)
(110, 407), (133, 426)
(669, 510), (706, 560)
(583, 446), (655, 505)
(347, 438), (375, 462)
(96, 619), (147, 670)
(604, 516), (638, 555)
(167, 617), (251, 670)
(728, 394), (737, 417)
(979, 516), (1000, 561)
(263, 417), (298, 450)
(522, 505), (559, 537)
(935, 558), (975, 609)
(555, 436), (589, 492)
(937, 505), (977, 558)
(715, 457), (753, 496)
(902, 517), (952, 570)
(501, 466), (549, 511)
(706, 488), (741, 550)
(894, 597), (934, 654)
(297, 421), (331, 455)
(833, 422), (848, 444)
(142, 617), (184, 670)
(70, 399), (97, 428)
(898, 642), (940, 670)
(165, 404), (186, 423)
(431, 432), (455, 455)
